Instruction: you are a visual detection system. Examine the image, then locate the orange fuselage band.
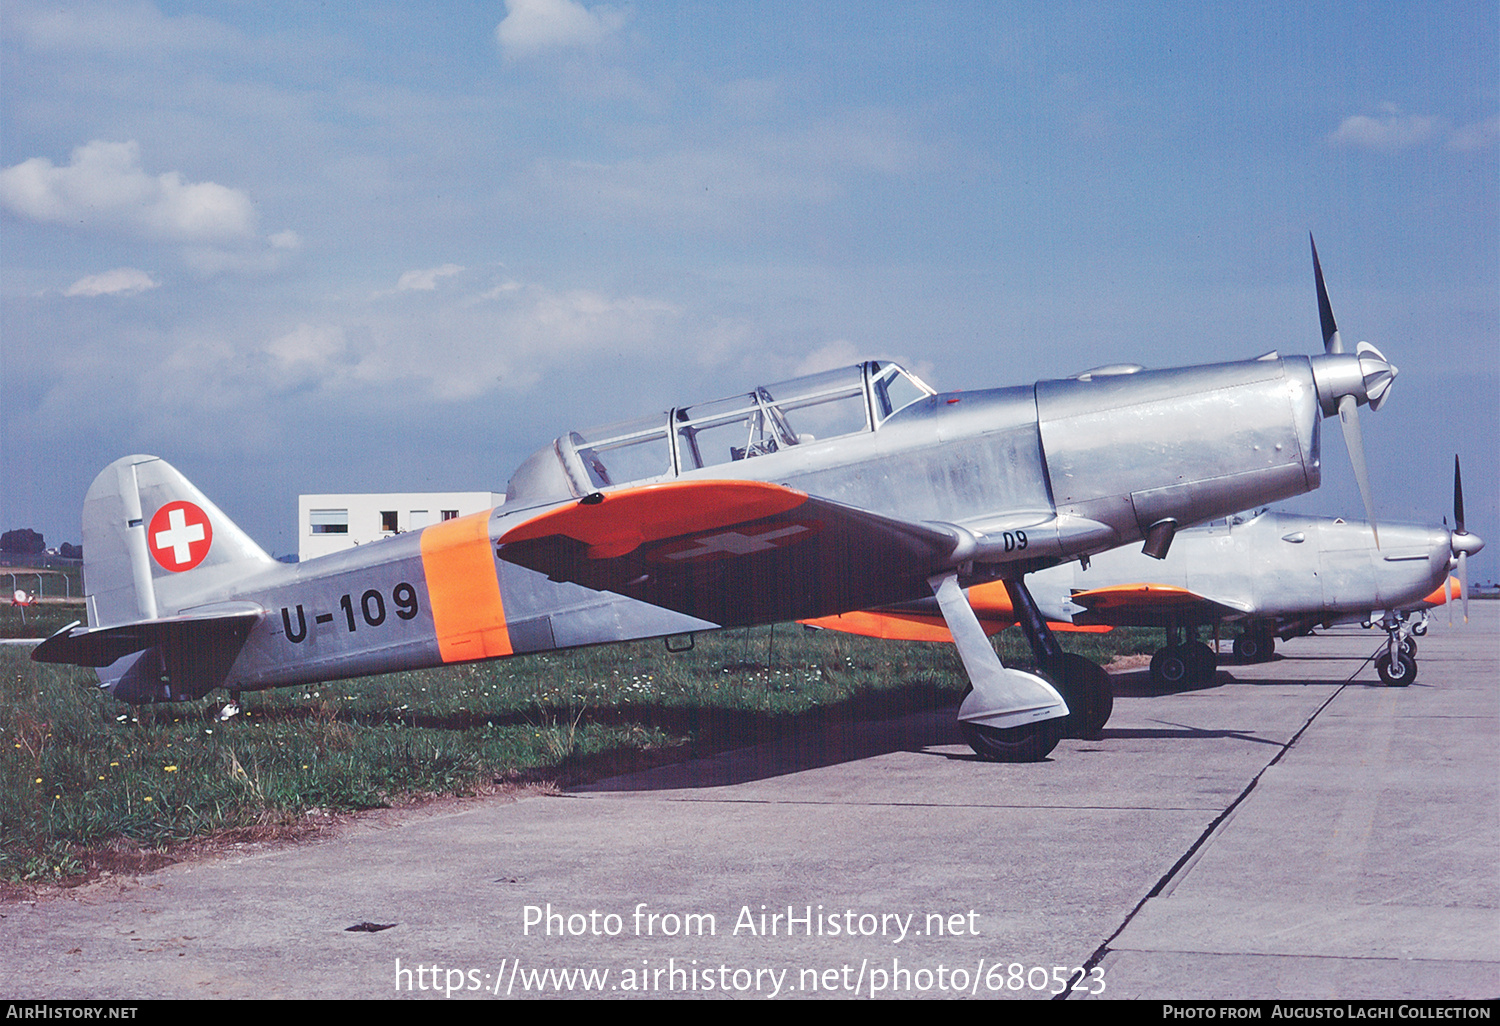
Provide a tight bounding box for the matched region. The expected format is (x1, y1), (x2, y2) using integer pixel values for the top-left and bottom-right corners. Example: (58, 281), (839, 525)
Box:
(420, 510), (512, 663)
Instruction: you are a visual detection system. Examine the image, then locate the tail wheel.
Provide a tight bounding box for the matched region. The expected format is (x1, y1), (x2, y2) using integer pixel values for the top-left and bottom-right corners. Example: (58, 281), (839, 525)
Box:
(1045, 652), (1114, 739)
(961, 718), (1064, 763)
(1375, 651), (1417, 687)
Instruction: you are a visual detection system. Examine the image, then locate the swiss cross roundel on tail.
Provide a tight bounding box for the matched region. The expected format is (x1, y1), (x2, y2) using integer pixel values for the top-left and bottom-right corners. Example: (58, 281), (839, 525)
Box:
(148, 500), (213, 572)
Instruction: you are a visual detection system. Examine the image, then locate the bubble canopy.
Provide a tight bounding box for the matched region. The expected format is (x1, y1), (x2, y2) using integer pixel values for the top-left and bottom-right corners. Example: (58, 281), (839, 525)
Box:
(506, 361), (934, 506)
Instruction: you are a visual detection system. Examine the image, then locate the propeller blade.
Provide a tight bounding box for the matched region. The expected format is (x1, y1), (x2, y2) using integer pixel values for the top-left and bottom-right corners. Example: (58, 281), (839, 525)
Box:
(1312, 234), (1342, 354)
(1338, 393), (1379, 547)
(1454, 455), (1466, 535)
(1460, 550), (1469, 624)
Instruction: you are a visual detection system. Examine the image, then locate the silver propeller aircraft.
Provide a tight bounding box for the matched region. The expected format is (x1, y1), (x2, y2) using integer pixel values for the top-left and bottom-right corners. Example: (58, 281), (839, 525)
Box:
(34, 240), (1399, 761)
(1032, 453), (1476, 684)
(803, 475), (1479, 719)
(1008, 456), (1481, 691)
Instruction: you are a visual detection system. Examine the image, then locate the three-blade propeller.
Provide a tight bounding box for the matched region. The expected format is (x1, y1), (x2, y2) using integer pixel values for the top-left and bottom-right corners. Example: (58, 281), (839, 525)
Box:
(1310, 235), (1398, 547)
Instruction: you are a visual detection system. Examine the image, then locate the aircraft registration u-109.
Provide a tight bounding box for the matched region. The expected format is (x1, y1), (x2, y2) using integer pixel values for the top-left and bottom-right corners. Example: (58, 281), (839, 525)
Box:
(34, 242), (1399, 761)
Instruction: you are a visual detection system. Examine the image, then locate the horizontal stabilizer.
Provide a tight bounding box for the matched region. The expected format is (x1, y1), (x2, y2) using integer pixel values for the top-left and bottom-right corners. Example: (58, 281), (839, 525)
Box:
(32, 607), (262, 703)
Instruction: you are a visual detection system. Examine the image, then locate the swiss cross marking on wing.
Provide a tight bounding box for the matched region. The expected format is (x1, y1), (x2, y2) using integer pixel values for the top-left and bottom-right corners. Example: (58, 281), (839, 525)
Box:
(148, 500), (214, 571)
(653, 522), (813, 563)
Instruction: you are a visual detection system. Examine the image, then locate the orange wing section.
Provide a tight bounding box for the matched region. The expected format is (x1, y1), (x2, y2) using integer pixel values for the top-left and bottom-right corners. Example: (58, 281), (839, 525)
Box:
(1062, 582), (1233, 628)
(1070, 583), (1205, 610)
(1419, 576), (1460, 608)
(801, 610), (1010, 643)
(501, 480), (809, 559)
(497, 481), (959, 628)
(420, 510), (513, 663)
(802, 578), (1110, 642)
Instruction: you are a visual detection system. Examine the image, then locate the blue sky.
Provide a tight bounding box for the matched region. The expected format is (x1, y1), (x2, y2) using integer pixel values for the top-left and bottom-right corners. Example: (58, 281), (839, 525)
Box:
(2, 0), (1496, 567)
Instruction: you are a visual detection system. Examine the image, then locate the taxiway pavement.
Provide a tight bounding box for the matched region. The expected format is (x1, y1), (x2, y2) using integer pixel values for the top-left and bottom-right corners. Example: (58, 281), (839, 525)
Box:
(3, 604), (1495, 1000)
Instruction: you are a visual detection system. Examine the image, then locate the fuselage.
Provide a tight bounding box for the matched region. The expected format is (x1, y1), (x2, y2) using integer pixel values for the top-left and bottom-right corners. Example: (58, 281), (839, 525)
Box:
(1026, 510), (1464, 630)
(141, 356), (1330, 694)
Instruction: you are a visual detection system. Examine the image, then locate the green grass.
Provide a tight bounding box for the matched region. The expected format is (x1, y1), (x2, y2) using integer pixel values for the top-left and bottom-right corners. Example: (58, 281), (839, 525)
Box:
(1, 623), (1159, 883)
(0, 601), (83, 641)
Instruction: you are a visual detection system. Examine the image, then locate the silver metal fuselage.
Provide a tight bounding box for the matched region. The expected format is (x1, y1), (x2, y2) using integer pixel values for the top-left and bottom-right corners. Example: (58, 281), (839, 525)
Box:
(88, 356), (1330, 696)
(1026, 510), (1462, 633)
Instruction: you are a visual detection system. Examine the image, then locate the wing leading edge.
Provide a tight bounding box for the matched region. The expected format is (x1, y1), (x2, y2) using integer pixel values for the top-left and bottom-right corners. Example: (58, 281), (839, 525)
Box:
(1066, 583), (1250, 628)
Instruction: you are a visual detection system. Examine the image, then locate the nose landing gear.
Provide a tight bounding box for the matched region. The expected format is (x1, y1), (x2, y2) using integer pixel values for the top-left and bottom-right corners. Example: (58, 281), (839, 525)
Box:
(1369, 612), (1422, 687)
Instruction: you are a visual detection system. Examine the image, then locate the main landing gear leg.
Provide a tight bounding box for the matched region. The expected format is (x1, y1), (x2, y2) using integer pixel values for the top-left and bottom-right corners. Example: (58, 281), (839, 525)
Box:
(929, 572), (1066, 762)
(1003, 578), (1114, 739)
(1149, 624), (1217, 688)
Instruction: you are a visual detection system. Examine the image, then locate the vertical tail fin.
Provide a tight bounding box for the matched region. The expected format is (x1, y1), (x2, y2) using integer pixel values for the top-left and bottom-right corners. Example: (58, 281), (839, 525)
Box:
(82, 455), (277, 627)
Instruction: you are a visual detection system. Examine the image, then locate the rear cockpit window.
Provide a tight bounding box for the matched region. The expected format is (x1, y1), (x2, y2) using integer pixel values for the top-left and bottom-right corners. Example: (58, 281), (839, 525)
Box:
(510, 360), (935, 503)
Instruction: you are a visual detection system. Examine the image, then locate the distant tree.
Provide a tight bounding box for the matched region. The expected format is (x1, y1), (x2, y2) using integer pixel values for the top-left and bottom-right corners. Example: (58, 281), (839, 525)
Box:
(59, 542), (83, 560)
(1, 528), (44, 554)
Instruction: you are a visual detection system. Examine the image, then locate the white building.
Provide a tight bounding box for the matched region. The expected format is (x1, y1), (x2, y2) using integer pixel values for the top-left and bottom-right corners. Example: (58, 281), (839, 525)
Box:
(298, 492), (503, 562)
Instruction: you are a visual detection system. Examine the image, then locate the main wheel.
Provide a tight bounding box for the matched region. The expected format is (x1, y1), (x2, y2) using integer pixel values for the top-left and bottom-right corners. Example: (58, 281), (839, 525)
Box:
(1187, 641), (1217, 684)
(1375, 651), (1417, 687)
(961, 718), (1064, 762)
(1150, 646), (1191, 687)
(1045, 652), (1114, 739)
(1233, 630), (1275, 663)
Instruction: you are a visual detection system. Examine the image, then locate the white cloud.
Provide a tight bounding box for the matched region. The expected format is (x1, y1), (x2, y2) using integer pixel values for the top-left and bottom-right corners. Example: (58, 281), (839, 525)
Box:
(0, 140), (257, 243)
(265, 323), (350, 368)
(1329, 108), (1500, 154)
(64, 267), (160, 297)
(495, 0), (626, 59)
(250, 279), (682, 403)
(11, 0), (236, 53)
(397, 264), (464, 291)
(1329, 107), (1441, 152)
(796, 340), (862, 376)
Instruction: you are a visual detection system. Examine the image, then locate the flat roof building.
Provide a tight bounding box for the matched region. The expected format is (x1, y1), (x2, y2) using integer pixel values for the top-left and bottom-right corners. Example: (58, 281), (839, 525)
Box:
(297, 492), (503, 562)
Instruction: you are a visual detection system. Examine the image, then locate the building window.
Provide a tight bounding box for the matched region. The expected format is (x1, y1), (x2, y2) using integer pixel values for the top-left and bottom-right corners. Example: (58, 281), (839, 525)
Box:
(310, 509), (349, 534)
(381, 511), (399, 533)
(441, 510), (459, 521)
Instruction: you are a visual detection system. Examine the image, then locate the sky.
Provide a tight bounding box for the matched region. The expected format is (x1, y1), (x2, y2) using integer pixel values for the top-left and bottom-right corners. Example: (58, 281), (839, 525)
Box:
(2, 0), (1496, 574)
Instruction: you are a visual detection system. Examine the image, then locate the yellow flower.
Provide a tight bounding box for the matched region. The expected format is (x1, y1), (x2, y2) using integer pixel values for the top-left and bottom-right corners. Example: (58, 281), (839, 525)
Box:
(143, 796), (153, 802)
(164, 766), (179, 772)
